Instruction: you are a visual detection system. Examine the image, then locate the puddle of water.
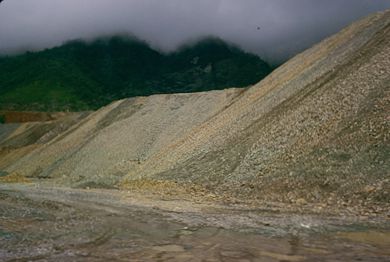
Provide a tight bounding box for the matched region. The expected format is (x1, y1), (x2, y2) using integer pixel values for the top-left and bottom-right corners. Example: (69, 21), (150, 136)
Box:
(0, 229), (12, 240)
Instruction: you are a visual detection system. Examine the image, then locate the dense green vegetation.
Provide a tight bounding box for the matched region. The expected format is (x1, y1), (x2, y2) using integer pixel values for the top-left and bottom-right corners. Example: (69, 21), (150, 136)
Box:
(0, 36), (272, 111)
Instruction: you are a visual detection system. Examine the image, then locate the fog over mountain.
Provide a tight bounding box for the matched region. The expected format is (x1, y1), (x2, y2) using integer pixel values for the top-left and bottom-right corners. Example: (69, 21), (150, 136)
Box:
(1, 0), (390, 64)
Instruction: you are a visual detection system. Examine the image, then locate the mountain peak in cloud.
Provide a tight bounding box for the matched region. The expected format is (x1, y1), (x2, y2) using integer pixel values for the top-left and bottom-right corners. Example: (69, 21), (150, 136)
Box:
(1, 0), (389, 64)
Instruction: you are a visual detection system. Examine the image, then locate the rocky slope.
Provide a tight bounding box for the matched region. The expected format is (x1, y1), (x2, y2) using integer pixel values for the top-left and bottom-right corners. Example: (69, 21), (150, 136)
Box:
(0, 10), (389, 213)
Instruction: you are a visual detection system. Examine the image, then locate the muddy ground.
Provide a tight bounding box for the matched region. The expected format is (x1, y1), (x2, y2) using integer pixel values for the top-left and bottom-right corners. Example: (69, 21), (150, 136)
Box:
(0, 183), (389, 261)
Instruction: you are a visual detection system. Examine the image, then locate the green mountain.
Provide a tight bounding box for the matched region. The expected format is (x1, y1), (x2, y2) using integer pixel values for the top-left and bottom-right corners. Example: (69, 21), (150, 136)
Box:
(0, 36), (272, 111)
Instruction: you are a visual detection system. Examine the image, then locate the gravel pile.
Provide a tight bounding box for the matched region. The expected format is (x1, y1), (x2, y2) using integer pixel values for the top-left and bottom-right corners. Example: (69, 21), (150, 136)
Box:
(1, 10), (389, 215)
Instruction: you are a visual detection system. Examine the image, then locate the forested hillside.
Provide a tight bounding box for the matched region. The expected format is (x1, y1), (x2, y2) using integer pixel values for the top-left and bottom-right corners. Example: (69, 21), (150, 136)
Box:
(0, 36), (272, 111)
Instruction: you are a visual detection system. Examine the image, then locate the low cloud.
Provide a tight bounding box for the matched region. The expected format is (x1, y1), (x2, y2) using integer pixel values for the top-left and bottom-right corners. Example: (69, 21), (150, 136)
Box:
(1, 0), (389, 64)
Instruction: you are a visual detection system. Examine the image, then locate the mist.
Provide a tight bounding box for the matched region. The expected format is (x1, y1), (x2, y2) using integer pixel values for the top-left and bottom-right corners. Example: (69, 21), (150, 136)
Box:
(1, 0), (389, 64)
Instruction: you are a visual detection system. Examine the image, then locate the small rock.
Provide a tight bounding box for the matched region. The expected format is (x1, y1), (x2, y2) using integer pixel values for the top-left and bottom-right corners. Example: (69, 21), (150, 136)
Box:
(363, 186), (376, 194)
(296, 198), (307, 205)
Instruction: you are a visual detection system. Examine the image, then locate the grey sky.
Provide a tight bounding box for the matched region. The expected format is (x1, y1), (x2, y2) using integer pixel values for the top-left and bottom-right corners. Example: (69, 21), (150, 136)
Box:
(0, 0), (389, 64)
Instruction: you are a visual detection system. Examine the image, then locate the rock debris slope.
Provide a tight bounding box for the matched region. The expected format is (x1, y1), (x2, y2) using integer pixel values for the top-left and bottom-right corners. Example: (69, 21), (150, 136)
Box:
(0, 10), (389, 206)
(1, 89), (243, 187)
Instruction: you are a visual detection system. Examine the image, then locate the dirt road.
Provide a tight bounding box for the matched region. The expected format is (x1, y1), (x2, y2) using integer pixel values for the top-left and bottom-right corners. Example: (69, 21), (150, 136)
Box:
(1, 183), (389, 261)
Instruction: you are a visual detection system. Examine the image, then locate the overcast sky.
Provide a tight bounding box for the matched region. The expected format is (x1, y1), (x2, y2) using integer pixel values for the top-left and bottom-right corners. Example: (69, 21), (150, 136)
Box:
(0, 0), (389, 64)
